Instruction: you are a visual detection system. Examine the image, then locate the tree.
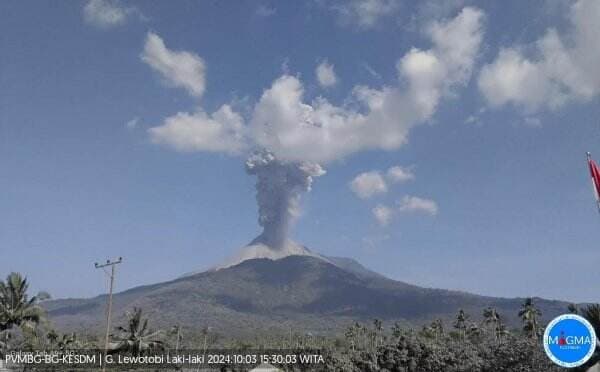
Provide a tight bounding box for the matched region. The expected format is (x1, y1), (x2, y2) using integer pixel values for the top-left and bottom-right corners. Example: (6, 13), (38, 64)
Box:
(518, 298), (542, 339)
(169, 325), (183, 352)
(47, 330), (77, 351)
(112, 307), (163, 356)
(581, 304), (600, 340)
(568, 303), (579, 314)
(373, 319), (383, 348)
(391, 322), (403, 339)
(0, 273), (45, 332)
(344, 324), (356, 352)
(576, 304), (600, 372)
(483, 307), (503, 341)
(0, 330), (10, 354)
(454, 309), (468, 339)
(422, 319), (444, 340)
(47, 329), (59, 345)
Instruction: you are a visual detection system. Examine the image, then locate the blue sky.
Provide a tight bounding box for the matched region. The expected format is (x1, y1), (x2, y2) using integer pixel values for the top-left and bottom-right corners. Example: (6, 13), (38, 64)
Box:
(1, 0), (599, 303)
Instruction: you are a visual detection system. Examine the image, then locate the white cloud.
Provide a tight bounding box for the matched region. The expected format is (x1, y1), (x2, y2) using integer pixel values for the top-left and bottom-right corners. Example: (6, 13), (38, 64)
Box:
(316, 61), (338, 87)
(350, 171), (388, 199)
(125, 117), (139, 130)
(416, 0), (466, 20)
(250, 7), (484, 163)
(256, 4), (276, 17)
(463, 107), (486, 126)
(386, 165), (414, 183)
(145, 8), (484, 163)
(83, 0), (132, 28)
(398, 195), (438, 215)
(330, 0), (400, 29)
(523, 116), (542, 128)
(145, 33), (248, 154)
(141, 32), (206, 98)
(149, 105), (247, 154)
(372, 204), (394, 226)
(362, 63), (382, 79)
(478, 0), (600, 112)
(464, 114), (477, 124)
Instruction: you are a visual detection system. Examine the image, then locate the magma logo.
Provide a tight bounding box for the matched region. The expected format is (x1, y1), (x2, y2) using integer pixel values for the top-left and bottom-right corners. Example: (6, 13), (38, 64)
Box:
(543, 314), (597, 368)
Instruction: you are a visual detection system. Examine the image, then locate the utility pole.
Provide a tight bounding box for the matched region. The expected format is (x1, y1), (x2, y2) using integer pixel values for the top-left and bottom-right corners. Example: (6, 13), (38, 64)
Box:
(95, 257), (122, 372)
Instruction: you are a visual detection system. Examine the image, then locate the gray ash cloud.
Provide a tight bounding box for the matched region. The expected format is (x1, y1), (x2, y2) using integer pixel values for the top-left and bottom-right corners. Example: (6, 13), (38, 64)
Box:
(245, 150), (325, 249)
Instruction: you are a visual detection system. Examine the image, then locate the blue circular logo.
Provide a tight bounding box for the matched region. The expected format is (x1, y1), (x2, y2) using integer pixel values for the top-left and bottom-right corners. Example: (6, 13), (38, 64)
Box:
(543, 314), (597, 368)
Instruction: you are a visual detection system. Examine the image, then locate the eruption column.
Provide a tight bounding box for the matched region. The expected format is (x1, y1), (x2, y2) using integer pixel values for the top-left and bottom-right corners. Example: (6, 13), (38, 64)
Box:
(246, 150), (325, 250)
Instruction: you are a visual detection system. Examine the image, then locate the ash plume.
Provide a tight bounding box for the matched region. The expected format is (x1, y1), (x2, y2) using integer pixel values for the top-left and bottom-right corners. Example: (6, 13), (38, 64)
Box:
(246, 150), (325, 250)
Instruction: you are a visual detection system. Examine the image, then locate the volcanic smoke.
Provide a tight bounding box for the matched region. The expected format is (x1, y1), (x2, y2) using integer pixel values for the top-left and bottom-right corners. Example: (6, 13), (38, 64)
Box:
(211, 150), (326, 270)
(246, 150), (325, 249)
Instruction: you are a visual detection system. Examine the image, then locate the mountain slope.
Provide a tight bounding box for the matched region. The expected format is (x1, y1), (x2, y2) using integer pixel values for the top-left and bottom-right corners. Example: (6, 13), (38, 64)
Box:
(44, 256), (571, 337)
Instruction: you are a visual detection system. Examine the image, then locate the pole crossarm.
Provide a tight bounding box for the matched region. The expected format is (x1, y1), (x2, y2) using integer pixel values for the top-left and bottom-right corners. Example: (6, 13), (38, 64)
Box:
(94, 257), (123, 269)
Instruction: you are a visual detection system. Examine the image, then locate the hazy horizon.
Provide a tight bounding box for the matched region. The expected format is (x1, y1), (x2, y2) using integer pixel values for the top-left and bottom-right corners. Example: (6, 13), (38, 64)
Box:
(1, 0), (600, 304)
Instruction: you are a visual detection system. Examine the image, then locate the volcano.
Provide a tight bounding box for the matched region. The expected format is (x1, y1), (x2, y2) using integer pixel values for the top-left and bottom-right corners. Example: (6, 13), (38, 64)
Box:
(44, 253), (572, 338)
(210, 238), (329, 270)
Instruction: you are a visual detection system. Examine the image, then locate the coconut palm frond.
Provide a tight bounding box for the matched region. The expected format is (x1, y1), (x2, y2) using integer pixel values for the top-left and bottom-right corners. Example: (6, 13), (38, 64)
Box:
(112, 307), (163, 356)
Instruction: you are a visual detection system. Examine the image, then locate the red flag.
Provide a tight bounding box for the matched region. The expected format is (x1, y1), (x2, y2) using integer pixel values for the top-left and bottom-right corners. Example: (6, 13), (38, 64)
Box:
(588, 153), (600, 210)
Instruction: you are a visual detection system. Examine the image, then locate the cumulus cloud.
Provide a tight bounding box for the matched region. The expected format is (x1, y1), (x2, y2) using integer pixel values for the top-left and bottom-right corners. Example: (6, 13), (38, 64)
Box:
(362, 63), (382, 79)
(416, 0), (467, 21)
(141, 32), (206, 98)
(256, 4), (276, 17)
(349, 165), (413, 200)
(83, 0), (135, 28)
(143, 33), (250, 154)
(329, 0), (400, 29)
(478, 0), (600, 112)
(386, 165), (414, 183)
(125, 117), (139, 130)
(250, 7), (484, 163)
(372, 204), (394, 226)
(316, 61), (338, 87)
(350, 171), (388, 199)
(148, 105), (247, 154)
(146, 8), (484, 164)
(398, 195), (438, 215)
(523, 116), (542, 128)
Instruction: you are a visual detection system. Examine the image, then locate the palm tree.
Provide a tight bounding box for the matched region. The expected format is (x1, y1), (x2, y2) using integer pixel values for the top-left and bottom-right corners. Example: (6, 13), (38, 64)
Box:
(454, 309), (468, 339)
(581, 304), (600, 339)
(47, 330), (77, 351)
(466, 322), (481, 339)
(0, 273), (45, 332)
(47, 329), (59, 345)
(518, 298), (542, 339)
(568, 303), (579, 314)
(431, 319), (444, 340)
(111, 307), (163, 356)
(169, 325), (183, 353)
(57, 333), (77, 350)
(422, 319), (444, 340)
(483, 307), (502, 340)
(373, 319), (383, 347)
(345, 324), (356, 352)
(0, 329), (10, 353)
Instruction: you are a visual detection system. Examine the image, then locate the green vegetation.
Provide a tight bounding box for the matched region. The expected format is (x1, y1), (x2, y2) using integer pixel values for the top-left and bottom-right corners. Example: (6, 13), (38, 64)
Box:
(111, 307), (163, 355)
(0, 273), (45, 332)
(1, 272), (599, 371)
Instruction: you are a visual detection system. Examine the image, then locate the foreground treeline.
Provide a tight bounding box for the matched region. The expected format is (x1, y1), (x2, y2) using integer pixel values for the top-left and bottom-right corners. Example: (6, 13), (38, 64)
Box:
(1, 272), (599, 371)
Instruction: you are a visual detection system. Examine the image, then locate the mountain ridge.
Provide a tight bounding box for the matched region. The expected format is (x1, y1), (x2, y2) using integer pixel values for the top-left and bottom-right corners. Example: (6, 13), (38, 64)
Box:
(43, 255), (573, 337)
